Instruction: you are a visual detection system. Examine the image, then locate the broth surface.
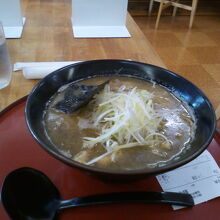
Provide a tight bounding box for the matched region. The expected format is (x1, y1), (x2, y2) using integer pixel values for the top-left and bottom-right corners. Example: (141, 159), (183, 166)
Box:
(44, 77), (196, 170)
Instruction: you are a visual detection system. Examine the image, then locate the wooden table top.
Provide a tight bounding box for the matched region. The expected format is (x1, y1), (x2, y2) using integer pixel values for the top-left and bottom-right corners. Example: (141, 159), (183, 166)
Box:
(1, 0), (219, 113)
(0, 0), (165, 110)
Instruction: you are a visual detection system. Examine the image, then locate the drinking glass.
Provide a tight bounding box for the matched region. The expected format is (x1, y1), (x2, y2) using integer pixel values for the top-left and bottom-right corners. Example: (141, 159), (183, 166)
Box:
(0, 22), (12, 89)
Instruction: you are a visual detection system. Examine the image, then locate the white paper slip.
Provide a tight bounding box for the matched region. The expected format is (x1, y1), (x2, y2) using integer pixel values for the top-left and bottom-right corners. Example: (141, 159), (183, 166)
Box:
(13, 61), (81, 79)
(156, 150), (220, 210)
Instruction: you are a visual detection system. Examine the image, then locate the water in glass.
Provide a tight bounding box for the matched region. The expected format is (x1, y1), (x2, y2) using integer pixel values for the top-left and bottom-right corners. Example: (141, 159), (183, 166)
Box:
(0, 24), (12, 89)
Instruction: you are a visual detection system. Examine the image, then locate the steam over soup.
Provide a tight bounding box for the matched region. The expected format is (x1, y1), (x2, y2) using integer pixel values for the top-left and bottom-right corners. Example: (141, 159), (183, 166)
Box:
(44, 77), (196, 170)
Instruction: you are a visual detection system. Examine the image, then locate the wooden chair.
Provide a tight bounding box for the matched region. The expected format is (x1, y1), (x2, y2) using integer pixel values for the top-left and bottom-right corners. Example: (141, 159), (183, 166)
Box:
(149, 0), (199, 29)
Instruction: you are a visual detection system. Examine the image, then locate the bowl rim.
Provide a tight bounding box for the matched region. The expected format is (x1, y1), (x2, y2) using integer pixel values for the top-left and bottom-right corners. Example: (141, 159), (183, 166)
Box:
(25, 59), (216, 176)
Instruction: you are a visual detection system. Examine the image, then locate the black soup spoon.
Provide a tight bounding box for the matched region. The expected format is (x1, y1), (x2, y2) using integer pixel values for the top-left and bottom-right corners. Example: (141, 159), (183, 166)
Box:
(1, 167), (194, 220)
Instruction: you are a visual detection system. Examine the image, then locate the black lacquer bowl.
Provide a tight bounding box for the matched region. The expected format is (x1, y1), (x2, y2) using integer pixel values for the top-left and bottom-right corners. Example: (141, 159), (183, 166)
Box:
(25, 60), (216, 180)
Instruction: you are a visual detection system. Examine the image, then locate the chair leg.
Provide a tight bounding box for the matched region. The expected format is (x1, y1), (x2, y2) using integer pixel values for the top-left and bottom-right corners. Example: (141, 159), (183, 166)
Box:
(149, 0), (154, 16)
(189, 0), (198, 28)
(172, 0), (179, 17)
(155, 0), (165, 29)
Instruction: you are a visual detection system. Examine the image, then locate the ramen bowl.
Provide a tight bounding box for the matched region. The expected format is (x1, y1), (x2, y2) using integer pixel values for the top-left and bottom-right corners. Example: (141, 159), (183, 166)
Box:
(25, 60), (216, 181)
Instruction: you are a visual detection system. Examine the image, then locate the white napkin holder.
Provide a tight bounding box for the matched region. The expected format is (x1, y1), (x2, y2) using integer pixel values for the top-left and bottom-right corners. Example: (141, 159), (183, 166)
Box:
(0, 0), (25, 38)
(71, 0), (131, 38)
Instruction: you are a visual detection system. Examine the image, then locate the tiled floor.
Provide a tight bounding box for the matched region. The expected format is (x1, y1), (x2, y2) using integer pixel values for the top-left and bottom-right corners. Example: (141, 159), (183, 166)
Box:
(132, 15), (220, 107)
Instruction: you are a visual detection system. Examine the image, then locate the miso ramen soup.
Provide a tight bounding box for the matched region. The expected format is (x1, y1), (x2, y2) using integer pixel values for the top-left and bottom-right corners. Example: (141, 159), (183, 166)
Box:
(43, 77), (196, 171)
